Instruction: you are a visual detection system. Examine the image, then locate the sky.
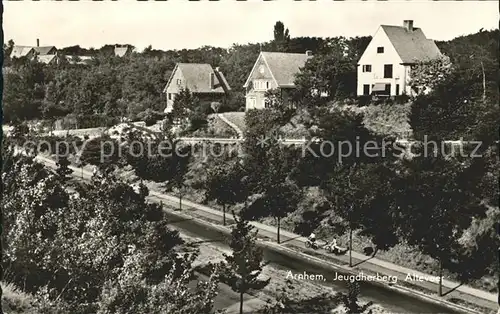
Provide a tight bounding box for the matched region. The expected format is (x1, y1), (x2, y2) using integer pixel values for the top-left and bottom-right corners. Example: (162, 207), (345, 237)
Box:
(4, 1), (499, 51)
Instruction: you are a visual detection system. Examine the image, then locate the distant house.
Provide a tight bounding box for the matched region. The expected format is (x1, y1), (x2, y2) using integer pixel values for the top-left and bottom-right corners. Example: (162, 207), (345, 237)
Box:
(163, 63), (231, 113)
(33, 45), (57, 56)
(357, 20), (442, 97)
(10, 46), (36, 59)
(243, 51), (312, 110)
(36, 54), (58, 65)
(114, 45), (133, 57)
(65, 55), (93, 65)
(10, 39), (58, 63)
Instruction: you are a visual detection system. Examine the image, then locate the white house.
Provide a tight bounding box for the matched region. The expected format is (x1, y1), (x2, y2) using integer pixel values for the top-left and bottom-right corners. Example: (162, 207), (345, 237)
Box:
(243, 51), (312, 110)
(357, 20), (442, 97)
(163, 63), (231, 113)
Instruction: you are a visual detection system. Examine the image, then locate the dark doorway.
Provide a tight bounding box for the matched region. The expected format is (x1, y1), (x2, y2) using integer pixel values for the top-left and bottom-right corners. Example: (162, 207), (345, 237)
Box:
(363, 84), (370, 96)
(384, 64), (393, 78)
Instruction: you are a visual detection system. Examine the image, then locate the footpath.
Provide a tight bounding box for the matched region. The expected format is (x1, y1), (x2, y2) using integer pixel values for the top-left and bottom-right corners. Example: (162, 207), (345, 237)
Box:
(35, 155), (499, 313)
(217, 113), (245, 138)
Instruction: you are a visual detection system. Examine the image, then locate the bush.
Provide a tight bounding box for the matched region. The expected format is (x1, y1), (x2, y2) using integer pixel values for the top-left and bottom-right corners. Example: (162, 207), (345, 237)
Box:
(137, 109), (165, 126)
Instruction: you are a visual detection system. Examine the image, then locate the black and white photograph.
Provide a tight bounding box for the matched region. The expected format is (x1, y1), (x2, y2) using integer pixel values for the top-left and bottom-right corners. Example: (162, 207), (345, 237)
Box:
(1, 1), (499, 313)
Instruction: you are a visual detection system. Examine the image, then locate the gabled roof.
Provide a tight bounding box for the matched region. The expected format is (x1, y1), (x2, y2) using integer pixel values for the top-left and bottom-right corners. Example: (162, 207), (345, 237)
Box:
(10, 46), (35, 59)
(164, 63), (231, 94)
(33, 46), (56, 55)
(244, 52), (309, 88)
(37, 54), (57, 64)
(381, 25), (441, 64)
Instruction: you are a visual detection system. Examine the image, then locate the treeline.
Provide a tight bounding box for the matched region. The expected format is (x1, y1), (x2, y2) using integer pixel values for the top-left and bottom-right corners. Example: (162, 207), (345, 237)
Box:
(2, 21), (370, 125)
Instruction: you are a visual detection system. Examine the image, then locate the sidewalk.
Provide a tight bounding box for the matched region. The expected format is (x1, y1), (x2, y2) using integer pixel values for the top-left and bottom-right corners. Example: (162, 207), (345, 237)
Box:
(149, 191), (498, 309)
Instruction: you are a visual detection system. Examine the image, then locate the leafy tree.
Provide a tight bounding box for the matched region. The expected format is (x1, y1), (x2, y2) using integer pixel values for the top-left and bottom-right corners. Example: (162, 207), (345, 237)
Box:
(204, 157), (246, 225)
(293, 38), (359, 105)
(171, 88), (208, 131)
(80, 135), (121, 167)
(223, 213), (270, 314)
(338, 280), (373, 314)
(408, 55), (453, 97)
(55, 156), (73, 182)
(243, 142), (300, 244)
(163, 144), (192, 211)
(273, 21), (291, 52)
(2, 155), (223, 312)
(392, 151), (488, 296)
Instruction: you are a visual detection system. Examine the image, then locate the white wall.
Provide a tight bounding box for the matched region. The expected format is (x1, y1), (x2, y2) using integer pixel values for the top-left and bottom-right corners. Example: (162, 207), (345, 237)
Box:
(357, 27), (407, 96)
(245, 54), (279, 110)
(164, 68), (186, 113)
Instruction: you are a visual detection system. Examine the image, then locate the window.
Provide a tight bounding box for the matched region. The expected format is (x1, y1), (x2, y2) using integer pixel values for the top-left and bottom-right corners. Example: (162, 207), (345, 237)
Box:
(363, 84), (370, 96)
(253, 80), (269, 91)
(176, 79), (182, 86)
(377, 47), (384, 53)
(362, 65), (372, 72)
(384, 64), (393, 78)
(396, 84), (400, 95)
(168, 93), (172, 100)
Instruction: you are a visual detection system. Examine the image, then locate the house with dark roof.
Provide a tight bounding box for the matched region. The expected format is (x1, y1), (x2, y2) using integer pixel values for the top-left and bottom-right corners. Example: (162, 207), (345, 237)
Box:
(357, 20), (442, 97)
(162, 63), (231, 113)
(243, 51), (312, 110)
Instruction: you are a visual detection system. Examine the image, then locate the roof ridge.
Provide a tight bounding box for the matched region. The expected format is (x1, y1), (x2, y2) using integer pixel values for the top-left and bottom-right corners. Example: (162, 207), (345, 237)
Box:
(178, 62), (212, 65)
(261, 51), (307, 55)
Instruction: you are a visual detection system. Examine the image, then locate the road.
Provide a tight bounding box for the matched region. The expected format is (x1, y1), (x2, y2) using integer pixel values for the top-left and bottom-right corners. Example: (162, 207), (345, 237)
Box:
(32, 155), (480, 314)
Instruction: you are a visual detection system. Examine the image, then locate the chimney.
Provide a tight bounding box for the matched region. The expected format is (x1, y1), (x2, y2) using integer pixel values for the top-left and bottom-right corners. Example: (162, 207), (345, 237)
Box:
(37, 38), (40, 47)
(403, 20), (414, 31)
(210, 72), (215, 90)
(305, 50), (313, 58)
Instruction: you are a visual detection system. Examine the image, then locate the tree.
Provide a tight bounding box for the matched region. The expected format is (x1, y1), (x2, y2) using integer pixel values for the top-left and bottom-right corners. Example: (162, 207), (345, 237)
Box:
(337, 280), (373, 314)
(244, 142), (300, 244)
(392, 151), (488, 296)
(55, 156), (73, 182)
(171, 88), (205, 130)
(204, 157), (246, 225)
(223, 213), (270, 314)
(293, 46), (357, 107)
(273, 21), (290, 52)
(2, 155), (223, 313)
(408, 55), (452, 97)
(163, 143), (192, 211)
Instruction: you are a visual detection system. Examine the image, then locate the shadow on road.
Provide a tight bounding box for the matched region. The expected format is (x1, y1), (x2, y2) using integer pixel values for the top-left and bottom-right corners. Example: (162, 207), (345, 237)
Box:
(442, 282), (463, 297)
(279, 235), (302, 244)
(167, 217), (194, 224)
(352, 254), (375, 267)
(190, 239), (224, 245)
